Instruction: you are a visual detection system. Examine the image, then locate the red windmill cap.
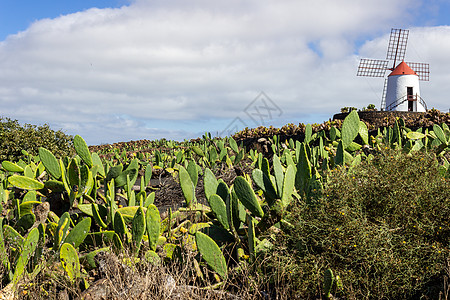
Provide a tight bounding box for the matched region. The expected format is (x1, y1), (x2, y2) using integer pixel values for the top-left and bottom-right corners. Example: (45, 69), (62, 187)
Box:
(388, 61), (418, 76)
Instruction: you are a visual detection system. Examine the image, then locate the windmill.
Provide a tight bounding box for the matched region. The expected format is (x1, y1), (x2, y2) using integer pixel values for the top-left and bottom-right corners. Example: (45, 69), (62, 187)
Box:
(357, 28), (429, 112)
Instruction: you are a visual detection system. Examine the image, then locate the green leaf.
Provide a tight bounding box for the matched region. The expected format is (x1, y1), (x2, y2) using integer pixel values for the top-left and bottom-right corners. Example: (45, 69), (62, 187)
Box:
(204, 168), (218, 201)
(92, 203), (108, 229)
(195, 231), (228, 279)
(146, 205), (160, 252)
(281, 164), (295, 207)
(304, 123), (312, 144)
(8, 175), (44, 190)
(358, 121), (369, 145)
(229, 137), (239, 153)
(60, 243), (81, 282)
(272, 154), (284, 198)
(1, 161), (24, 173)
(186, 160), (199, 187)
(74, 135), (93, 167)
(341, 110), (360, 149)
(407, 131), (426, 140)
(233, 176), (264, 218)
(67, 158), (80, 190)
(252, 169), (277, 206)
(209, 194), (229, 230)
(132, 206), (146, 254)
(433, 124), (448, 145)
(191, 146), (205, 157)
(39, 147), (61, 179)
(91, 152), (105, 177)
(179, 165), (195, 207)
(65, 218), (91, 248)
(295, 142), (311, 194)
(13, 227), (39, 284)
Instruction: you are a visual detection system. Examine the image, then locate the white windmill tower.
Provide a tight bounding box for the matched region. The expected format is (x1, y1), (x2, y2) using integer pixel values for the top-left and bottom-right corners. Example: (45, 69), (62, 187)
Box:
(357, 28), (430, 112)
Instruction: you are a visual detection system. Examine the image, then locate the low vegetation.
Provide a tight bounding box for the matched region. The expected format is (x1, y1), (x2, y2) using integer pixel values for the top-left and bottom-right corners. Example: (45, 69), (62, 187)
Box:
(0, 111), (449, 299)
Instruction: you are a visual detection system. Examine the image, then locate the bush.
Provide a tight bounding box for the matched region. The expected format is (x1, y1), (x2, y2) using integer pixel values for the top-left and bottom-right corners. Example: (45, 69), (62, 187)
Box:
(0, 117), (73, 162)
(260, 149), (450, 299)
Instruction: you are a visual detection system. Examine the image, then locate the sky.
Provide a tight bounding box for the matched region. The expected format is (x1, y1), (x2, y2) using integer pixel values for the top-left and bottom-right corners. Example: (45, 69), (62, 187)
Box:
(1, 0), (450, 145)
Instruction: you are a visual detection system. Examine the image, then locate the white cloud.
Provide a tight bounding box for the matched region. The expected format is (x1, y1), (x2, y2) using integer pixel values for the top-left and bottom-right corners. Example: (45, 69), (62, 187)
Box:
(1, 0), (449, 144)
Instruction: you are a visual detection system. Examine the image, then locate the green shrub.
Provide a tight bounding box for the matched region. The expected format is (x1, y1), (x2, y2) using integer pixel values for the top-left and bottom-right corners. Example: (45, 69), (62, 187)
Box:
(0, 117), (73, 162)
(261, 149), (450, 299)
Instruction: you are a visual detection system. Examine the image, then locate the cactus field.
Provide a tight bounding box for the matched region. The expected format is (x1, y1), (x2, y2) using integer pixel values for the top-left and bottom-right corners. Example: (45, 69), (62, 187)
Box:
(0, 110), (450, 299)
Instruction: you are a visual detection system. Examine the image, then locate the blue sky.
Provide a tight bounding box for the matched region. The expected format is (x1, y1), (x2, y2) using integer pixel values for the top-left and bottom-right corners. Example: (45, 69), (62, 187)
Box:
(0, 1), (129, 40)
(1, 0), (450, 145)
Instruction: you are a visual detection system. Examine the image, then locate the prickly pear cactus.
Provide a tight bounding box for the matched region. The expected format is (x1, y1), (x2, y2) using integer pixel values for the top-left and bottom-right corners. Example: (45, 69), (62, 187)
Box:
(132, 206), (146, 254)
(179, 165), (195, 207)
(114, 211), (127, 241)
(146, 205), (160, 251)
(324, 268), (335, 299)
(209, 194), (229, 230)
(60, 242), (81, 282)
(65, 217), (91, 248)
(233, 176), (264, 218)
(341, 109), (360, 149)
(12, 227), (39, 284)
(195, 231), (227, 279)
(8, 175), (44, 190)
(203, 168), (218, 200)
(73, 135), (93, 167)
(39, 147), (61, 179)
(1, 161), (24, 173)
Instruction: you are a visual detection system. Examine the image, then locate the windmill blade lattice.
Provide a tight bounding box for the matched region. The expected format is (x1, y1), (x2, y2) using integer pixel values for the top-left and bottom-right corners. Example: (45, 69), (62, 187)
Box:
(406, 62), (430, 81)
(386, 28), (409, 66)
(357, 59), (389, 77)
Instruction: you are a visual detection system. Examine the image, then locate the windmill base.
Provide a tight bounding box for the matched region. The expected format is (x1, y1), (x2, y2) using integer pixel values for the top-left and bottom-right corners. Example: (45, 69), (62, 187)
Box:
(333, 111), (426, 128)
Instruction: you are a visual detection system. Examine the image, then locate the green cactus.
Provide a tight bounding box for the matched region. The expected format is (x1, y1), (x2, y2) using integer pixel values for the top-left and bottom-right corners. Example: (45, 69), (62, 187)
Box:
(406, 131), (426, 140)
(233, 176), (264, 218)
(54, 212), (71, 250)
(65, 217), (91, 248)
(0, 218), (11, 275)
(1, 161), (24, 173)
(92, 203), (108, 229)
(187, 160), (199, 187)
(115, 167), (138, 189)
(92, 152), (105, 177)
(144, 192), (155, 208)
(195, 231), (227, 279)
(179, 165), (195, 207)
(12, 227), (39, 285)
(228, 137), (239, 154)
(113, 211), (127, 242)
(335, 141), (345, 166)
(38, 147), (61, 179)
(281, 164), (295, 207)
(209, 194), (229, 230)
(191, 145), (205, 157)
(295, 142), (311, 194)
(60, 242), (81, 282)
(359, 121), (369, 145)
(341, 109), (360, 149)
(252, 169), (277, 206)
(304, 123), (312, 144)
(434, 124), (448, 146)
(3, 224), (24, 253)
(132, 206), (146, 254)
(324, 268), (334, 299)
(73, 135), (93, 167)
(146, 204), (160, 251)
(8, 175), (44, 190)
(16, 213), (36, 233)
(106, 164), (123, 182)
(247, 215), (256, 264)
